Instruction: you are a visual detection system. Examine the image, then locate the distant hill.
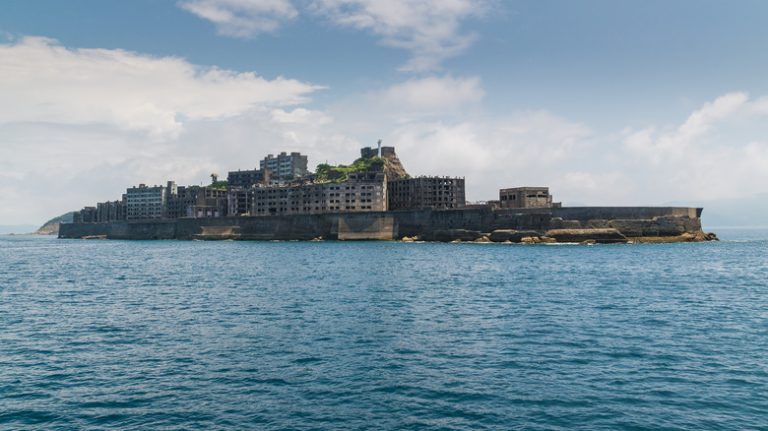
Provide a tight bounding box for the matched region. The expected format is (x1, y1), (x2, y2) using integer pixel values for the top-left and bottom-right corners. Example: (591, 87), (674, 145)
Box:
(36, 211), (76, 235)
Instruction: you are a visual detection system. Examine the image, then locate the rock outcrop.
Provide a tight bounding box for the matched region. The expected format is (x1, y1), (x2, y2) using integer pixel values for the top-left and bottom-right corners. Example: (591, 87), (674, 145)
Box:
(544, 228), (629, 244)
(427, 229), (482, 242)
(606, 216), (700, 237)
(631, 231), (719, 243)
(381, 153), (409, 180)
(489, 229), (544, 243)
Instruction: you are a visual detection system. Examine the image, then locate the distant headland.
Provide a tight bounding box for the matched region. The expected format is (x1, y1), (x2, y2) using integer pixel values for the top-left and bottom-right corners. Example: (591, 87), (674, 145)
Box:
(59, 144), (717, 243)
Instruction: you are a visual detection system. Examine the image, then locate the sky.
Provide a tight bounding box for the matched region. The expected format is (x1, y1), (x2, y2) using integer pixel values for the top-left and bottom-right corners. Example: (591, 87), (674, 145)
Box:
(1, 0), (767, 227)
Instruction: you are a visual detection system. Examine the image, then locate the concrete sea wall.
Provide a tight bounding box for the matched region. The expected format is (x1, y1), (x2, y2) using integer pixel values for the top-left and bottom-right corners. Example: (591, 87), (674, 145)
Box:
(59, 206), (710, 243)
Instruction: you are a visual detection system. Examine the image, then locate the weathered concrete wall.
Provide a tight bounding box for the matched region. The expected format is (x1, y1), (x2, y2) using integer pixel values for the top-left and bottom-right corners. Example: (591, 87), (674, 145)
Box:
(59, 206), (704, 241)
(59, 221), (115, 238)
(338, 214), (395, 240)
(550, 206), (701, 221)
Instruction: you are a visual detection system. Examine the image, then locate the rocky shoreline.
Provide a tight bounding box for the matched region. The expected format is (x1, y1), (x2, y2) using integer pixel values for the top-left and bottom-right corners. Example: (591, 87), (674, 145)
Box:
(401, 227), (717, 244)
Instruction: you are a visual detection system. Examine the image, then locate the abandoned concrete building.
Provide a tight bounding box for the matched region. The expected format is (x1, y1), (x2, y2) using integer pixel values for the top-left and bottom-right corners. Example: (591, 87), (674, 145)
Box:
(360, 145), (396, 159)
(388, 177), (466, 210)
(227, 169), (269, 189)
(96, 200), (126, 222)
(73, 146), (570, 223)
(166, 185), (228, 219)
(260, 152), (309, 183)
(125, 183), (170, 220)
(499, 187), (559, 209)
(244, 171), (387, 216)
(73, 206), (97, 223)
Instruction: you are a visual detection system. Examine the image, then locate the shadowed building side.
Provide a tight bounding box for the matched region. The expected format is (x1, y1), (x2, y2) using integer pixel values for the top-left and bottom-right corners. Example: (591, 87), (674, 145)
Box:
(388, 177), (466, 210)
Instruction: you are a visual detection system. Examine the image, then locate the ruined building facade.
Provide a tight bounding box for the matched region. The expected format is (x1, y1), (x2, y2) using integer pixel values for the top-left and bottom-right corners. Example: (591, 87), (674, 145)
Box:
(388, 177), (466, 210)
(227, 169), (269, 189)
(260, 152), (309, 183)
(240, 171), (387, 217)
(74, 146), (477, 222)
(167, 186), (228, 219)
(499, 187), (556, 209)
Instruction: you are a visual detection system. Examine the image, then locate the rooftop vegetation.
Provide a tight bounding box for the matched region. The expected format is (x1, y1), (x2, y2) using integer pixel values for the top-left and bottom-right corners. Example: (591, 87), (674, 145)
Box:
(210, 180), (228, 190)
(315, 157), (384, 183)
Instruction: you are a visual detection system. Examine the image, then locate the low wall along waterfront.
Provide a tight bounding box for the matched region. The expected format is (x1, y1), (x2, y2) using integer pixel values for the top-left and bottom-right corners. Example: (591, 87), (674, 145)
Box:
(58, 206), (715, 243)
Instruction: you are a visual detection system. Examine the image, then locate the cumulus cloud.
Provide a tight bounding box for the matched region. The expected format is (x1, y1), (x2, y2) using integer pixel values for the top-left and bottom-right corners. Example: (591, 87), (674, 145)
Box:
(0, 37), (320, 139)
(373, 92), (768, 208)
(620, 92), (768, 201)
(179, 0), (490, 71)
(0, 37), (334, 224)
(382, 112), (596, 203)
(270, 107), (333, 125)
(624, 92), (750, 163)
(178, 0), (299, 37)
(0, 106), (356, 225)
(327, 75), (485, 136)
(373, 75), (484, 114)
(309, 0), (490, 72)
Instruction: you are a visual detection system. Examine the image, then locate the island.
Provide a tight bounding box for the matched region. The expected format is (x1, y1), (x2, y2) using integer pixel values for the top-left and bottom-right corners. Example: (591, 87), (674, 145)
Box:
(59, 144), (717, 244)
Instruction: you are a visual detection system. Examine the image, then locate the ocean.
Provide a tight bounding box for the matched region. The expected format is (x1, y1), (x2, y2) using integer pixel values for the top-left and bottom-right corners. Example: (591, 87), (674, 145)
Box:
(1, 230), (766, 430)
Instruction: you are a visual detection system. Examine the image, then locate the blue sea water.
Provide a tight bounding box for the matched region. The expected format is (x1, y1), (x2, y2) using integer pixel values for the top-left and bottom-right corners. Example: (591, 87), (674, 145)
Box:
(1, 230), (767, 430)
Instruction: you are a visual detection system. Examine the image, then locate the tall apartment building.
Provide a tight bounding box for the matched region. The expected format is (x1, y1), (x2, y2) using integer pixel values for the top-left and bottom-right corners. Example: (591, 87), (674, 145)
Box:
(388, 177), (466, 210)
(245, 171), (387, 216)
(499, 187), (554, 209)
(260, 152), (308, 183)
(126, 183), (170, 220)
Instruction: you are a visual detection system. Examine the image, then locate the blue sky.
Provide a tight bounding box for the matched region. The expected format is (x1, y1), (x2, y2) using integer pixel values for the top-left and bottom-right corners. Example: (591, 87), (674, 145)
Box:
(1, 0), (767, 226)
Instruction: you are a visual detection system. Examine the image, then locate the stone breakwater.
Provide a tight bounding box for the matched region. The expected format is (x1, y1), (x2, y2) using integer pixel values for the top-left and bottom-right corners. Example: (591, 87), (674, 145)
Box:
(59, 206), (717, 243)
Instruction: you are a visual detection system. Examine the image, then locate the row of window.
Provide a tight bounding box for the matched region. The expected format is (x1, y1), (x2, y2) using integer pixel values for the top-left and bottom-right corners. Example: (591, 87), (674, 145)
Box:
(253, 205), (378, 213)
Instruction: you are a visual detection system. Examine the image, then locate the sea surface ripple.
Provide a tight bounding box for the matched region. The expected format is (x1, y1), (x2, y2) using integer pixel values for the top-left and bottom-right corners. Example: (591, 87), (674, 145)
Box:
(1, 230), (767, 430)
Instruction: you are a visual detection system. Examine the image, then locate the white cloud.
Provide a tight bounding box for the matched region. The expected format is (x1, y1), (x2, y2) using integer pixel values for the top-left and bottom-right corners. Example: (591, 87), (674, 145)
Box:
(327, 75), (485, 135)
(382, 111), (595, 203)
(380, 92), (768, 207)
(178, 0), (298, 37)
(373, 75), (483, 114)
(179, 0), (491, 72)
(619, 92), (768, 202)
(310, 0), (490, 72)
(0, 37), (334, 225)
(270, 107), (333, 125)
(0, 37), (319, 139)
(0, 107), (357, 225)
(624, 92), (750, 163)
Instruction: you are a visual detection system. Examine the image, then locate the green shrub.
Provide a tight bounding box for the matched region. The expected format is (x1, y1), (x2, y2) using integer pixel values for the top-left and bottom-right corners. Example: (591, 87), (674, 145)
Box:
(314, 157), (384, 183)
